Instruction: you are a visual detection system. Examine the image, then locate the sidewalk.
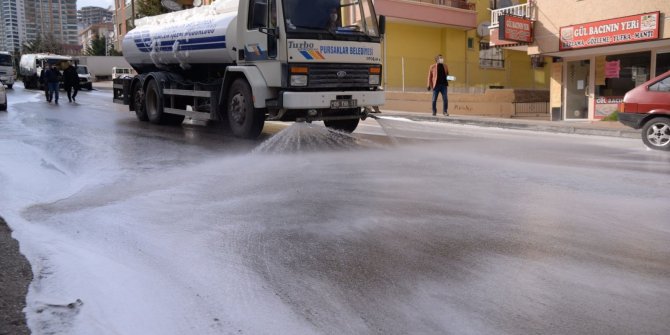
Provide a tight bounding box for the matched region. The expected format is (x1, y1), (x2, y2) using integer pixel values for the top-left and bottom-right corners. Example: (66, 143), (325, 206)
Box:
(93, 80), (114, 90)
(379, 109), (641, 139)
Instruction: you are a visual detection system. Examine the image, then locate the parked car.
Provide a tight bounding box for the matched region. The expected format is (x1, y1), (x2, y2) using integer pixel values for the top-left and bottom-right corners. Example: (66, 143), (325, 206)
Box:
(77, 65), (93, 90)
(0, 84), (7, 111)
(619, 70), (670, 151)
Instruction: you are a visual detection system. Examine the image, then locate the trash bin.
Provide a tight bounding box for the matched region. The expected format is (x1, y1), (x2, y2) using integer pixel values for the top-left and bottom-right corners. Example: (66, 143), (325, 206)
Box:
(551, 107), (562, 121)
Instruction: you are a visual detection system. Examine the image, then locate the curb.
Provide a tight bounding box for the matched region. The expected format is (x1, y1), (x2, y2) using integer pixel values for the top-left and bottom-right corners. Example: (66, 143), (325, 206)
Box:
(379, 112), (641, 139)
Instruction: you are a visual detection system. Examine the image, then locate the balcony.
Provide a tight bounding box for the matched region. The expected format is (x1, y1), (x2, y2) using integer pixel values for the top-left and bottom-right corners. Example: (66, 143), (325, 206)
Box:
(375, 0), (477, 28)
(408, 0), (475, 10)
(490, 2), (535, 28)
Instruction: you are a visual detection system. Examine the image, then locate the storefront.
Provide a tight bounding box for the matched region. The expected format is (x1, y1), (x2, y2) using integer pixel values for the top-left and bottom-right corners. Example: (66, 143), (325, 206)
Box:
(548, 11), (669, 120)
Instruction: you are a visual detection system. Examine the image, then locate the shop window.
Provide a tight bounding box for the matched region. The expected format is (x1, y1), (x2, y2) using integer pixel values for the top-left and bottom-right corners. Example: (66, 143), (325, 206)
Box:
(594, 51), (651, 119)
(656, 52), (670, 76)
(479, 43), (504, 69)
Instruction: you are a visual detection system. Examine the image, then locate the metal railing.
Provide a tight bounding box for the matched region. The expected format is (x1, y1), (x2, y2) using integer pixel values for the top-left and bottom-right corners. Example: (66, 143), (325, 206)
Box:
(407, 0), (476, 11)
(490, 2), (534, 27)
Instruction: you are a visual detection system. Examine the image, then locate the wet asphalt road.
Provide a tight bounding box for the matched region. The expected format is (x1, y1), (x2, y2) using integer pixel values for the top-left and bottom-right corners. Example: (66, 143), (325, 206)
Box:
(1, 82), (670, 334)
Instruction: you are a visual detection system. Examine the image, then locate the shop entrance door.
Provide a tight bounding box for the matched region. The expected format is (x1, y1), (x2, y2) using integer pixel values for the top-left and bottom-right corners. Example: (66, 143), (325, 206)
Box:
(565, 60), (590, 119)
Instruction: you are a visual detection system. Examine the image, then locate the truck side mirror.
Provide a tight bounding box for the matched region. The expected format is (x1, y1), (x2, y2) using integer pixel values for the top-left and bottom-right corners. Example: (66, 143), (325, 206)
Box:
(379, 15), (386, 36)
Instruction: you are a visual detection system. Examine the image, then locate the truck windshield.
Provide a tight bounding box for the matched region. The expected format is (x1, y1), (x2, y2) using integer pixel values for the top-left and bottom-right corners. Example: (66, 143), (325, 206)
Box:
(283, 0), (379, 40)
(0, 54), (12, 67)
(76, 66), (89, 74)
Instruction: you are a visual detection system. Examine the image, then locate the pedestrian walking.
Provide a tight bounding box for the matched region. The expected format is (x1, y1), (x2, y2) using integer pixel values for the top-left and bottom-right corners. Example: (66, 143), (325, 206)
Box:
(63, 62), (79, 103)
(427, 54), (449, 116)
(40, 67), (49, 102)
(44, 65), (61, 104)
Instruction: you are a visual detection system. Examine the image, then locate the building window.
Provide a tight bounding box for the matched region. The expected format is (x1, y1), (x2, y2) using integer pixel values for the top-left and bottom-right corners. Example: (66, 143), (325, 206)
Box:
(467, 37), (474, 49)
(489, 0), (519, 9)
(479, 43), (504, 69)
(656, 52), (670, 77)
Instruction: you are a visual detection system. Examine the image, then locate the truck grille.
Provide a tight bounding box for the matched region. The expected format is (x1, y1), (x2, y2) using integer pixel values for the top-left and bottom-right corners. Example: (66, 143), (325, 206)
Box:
(305, 64), (372, 89)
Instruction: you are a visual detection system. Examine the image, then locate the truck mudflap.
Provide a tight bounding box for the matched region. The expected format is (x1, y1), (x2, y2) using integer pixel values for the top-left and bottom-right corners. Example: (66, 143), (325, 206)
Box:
(112, 77), (133, 105)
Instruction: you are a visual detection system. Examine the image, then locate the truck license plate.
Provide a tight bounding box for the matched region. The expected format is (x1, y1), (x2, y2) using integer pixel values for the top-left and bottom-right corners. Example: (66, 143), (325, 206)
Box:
(330, 99), (358, 109)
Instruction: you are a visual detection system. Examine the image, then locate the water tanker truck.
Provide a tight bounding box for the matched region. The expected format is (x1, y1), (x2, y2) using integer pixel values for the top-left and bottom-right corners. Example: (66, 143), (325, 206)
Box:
(113, 0), (386, 138)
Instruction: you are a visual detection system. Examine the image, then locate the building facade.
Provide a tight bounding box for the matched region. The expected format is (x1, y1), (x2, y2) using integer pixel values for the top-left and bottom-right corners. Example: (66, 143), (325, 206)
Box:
(491, 0), (670, 120)
(79, 22), (114, 52)
(78, 6), (113, 26)
(375, 0), (549, 92)
(24, 0), (79, 54)
(0, 0), (27, 53)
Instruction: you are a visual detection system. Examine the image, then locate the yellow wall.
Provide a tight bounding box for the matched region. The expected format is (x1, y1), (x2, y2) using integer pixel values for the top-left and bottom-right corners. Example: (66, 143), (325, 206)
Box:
(383, 0), (549, 91)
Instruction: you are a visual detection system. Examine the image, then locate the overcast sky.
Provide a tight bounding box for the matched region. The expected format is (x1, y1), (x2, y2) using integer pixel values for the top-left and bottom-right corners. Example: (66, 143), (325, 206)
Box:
(78, 0), (115, 10)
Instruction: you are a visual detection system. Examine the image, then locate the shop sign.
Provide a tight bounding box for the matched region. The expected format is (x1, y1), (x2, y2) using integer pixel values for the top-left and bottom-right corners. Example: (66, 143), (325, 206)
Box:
(559, 12), (660, 51)
(499, 15), (533, 43)
(489, 28), (519, 47)
(595, 96), (623, 119)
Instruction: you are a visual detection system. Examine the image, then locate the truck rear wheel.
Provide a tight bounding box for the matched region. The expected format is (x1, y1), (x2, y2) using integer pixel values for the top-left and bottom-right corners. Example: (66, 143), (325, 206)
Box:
(227, 79), (264, 139)
(133, 83), (148, 121)
(145, 79), (184, 125)
(642, 117), (670, 151)
(145, 79), (164, 124)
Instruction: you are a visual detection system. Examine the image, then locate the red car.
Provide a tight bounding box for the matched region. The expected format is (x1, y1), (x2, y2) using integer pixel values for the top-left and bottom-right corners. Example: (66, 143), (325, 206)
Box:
(619, 70), (670, 151)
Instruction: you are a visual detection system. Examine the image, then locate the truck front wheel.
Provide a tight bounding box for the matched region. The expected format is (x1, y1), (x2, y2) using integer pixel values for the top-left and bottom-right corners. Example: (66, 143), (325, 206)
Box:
(324, 112), (360, 133)
(642, 117), (670, 151)
(227, 79), (264, 139)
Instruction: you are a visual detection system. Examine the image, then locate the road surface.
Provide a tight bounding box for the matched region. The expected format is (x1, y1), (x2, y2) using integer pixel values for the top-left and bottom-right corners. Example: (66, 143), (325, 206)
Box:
(1, 83), (669, 335)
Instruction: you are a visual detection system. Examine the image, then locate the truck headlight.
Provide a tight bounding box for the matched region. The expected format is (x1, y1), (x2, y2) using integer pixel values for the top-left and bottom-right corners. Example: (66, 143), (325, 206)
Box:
(290, 66), (309, 87)
(369, 66), (381, 85)
(290, 75), (308, 87)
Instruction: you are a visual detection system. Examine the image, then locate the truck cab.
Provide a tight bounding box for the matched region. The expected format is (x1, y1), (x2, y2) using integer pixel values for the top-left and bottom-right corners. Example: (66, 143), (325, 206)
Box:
(239, 0), (384, 132)
(0, 52), (15, 89)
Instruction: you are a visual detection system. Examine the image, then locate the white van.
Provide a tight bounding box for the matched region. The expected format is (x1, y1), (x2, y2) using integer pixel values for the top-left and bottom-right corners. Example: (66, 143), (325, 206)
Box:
(0, 51), (16, 89)
(112, 67), (136, 80)
(76, 65), (93, 90)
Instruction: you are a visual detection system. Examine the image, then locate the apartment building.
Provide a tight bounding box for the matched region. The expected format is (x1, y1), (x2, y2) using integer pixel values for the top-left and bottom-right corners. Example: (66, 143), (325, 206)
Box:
(24, 0), (79, 54)
(79, 6), (113, 26)
(490, 0), (670, 120)
(0, 0), (27, 53)
(80, 22), (114, 52)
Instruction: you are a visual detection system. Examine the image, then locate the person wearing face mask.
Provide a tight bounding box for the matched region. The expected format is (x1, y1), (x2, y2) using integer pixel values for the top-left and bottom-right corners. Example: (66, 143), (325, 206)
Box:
(427, 54), (449, 116)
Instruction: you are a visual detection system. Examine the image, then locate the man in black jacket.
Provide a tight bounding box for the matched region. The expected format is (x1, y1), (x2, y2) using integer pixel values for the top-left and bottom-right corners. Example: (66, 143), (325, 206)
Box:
(63, 63), (79, 103)
(44, 65), (61, 104)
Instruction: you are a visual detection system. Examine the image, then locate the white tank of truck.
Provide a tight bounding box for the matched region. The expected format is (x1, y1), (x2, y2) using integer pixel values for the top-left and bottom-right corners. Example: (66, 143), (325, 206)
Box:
(122, 0), (239, 72)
